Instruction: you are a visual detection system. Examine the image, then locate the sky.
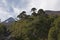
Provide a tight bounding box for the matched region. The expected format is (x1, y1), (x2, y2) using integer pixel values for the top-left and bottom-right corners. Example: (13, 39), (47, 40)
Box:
(0, 0), (60, 22)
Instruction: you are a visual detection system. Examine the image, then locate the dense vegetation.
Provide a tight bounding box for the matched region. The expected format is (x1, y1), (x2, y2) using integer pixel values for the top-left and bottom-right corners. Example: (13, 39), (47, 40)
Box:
(0, 8), (60, 40)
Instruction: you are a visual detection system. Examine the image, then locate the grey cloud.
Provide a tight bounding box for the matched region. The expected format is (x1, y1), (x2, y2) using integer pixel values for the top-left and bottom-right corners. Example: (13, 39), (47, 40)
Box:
(6, 0), (29, 8)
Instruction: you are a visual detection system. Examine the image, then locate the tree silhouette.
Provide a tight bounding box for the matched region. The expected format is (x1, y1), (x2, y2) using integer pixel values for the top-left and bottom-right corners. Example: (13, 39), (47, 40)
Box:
(31, 8), (37, 12)
(17, 11), (27, 19)
(31, 8), (37, 16)
(37, 9), (45, 15)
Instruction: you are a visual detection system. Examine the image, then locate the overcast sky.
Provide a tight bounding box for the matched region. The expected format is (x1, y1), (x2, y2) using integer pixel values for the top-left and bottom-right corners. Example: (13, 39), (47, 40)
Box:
(0, 0), (60, 22)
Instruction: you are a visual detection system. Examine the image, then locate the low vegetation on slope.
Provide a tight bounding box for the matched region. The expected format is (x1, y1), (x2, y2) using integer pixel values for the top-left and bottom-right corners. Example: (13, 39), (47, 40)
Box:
(9, 8), (59, 40)
(0, 8), (60, 40)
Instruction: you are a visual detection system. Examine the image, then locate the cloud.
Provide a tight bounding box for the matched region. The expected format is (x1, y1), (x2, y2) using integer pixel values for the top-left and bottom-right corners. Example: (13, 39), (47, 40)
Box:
(0, 0), (60, 21)
(27, 0), (59, 10)
(0, 0), (30, 21)
(0, 7), (12, 22)
(6, 0), (29, 9)
(5, 0), (30, 16)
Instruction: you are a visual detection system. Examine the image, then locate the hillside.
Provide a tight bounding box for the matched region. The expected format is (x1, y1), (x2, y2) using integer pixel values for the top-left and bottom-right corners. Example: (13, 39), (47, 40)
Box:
(2, 17), (15, 26)
(0, 8), (60, 40)
(45, 10), (60, 15)
(9, 9), (60, 40)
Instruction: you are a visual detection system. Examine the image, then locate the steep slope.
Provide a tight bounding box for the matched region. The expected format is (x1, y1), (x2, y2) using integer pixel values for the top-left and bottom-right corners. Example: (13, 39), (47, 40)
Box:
(2, 17), (15, 26)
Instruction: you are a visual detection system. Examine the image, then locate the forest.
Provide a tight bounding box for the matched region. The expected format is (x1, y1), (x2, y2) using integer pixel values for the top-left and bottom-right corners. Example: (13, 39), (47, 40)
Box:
(0, 8), (60, 40)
